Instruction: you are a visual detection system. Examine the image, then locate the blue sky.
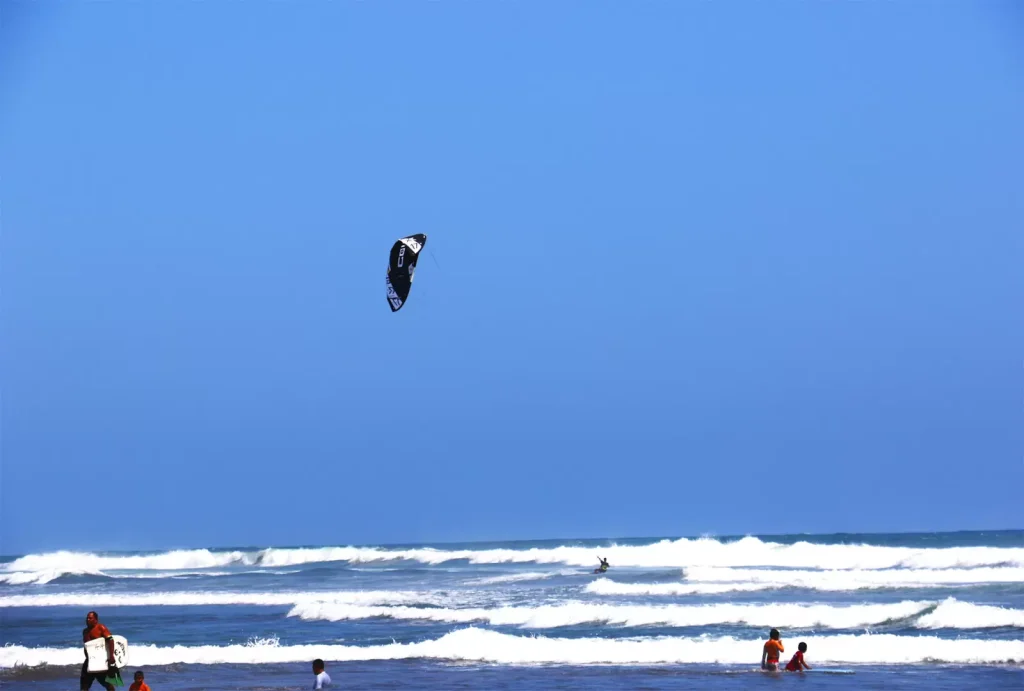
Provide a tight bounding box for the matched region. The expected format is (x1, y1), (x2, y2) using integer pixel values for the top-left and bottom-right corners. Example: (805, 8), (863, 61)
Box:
(2, 2), (1022, 555)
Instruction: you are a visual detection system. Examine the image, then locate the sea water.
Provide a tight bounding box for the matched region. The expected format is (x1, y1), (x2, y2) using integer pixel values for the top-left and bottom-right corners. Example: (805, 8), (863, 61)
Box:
(2, 531), (1023, 689)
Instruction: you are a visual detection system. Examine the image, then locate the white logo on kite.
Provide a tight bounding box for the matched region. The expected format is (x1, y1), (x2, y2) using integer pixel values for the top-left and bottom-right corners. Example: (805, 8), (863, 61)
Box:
(397, 245), (406, 268)
(390, 297), (403, 309)
(401, 237), (422, 253)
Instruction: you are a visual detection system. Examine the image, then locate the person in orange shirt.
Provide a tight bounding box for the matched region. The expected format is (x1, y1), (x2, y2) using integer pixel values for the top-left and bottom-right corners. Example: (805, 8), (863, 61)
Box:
(81, 611), (116, 691)
(129, 670), (151, 691)
(761, 628), (784, 671)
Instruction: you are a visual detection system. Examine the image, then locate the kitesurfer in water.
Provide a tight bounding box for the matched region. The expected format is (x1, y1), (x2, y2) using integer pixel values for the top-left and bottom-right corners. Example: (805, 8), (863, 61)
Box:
(594, 556), (609, 573)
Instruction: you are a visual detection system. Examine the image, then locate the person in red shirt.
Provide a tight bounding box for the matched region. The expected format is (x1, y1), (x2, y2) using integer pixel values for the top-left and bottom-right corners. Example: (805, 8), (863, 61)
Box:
(786, 641), (812, 672)
(761, 628), (784, 671)
(129, 670), (151, 691)
(81, 611), (116, 691)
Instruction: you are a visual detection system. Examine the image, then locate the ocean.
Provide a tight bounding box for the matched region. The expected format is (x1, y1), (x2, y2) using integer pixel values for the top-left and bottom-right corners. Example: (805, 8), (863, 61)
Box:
(2, 531), (1022, 689)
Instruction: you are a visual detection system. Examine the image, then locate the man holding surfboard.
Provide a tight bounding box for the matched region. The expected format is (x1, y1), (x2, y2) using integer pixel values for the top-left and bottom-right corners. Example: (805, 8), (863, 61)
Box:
(81, 611), (116, 691)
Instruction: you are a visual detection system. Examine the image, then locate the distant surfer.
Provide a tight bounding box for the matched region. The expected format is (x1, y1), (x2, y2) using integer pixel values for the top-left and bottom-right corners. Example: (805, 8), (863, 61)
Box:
(594, 556), (609, 573)
(81, 611), (116, 691)
(761, 628), (784, 671)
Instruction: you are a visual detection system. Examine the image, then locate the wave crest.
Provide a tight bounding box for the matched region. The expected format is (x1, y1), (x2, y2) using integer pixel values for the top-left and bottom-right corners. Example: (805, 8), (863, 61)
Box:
(285, 597), (1024, 631)
(5, 537), (1022, 584)
(3, 628), (1022, 668)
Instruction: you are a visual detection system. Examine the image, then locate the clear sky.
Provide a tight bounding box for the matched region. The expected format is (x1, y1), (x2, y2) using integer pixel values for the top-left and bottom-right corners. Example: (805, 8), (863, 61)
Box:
(2, 2), (1022, 555)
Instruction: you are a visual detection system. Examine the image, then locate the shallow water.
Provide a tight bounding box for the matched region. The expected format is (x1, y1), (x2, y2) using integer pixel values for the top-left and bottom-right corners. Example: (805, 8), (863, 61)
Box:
(2, 531), (1022, 689)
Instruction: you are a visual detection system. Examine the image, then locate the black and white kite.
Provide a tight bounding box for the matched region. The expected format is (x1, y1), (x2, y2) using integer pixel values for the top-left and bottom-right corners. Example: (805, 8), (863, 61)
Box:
(385, 233), (427, 312)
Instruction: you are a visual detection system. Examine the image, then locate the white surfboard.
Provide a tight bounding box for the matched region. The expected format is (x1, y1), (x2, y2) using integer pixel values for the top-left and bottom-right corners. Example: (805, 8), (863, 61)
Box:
(85, 635), (129, 673)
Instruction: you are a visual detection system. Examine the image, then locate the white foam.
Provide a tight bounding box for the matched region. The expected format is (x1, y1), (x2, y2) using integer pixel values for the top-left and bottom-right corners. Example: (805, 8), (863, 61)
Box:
(123, 569), (301, 579)
(255, 538), (1024, 570)
(466, 570), (578, 585)
(0, 550), (254, 585)
(686, 566), (1024, 588)
(0, 569), (107, 586)
(0, 568), (297, 585)
(465, 572), (551, 585)
(286, 597), (1023, 631)
(3, 549), (252, 573)
(5, 537), (1022, 581)
(917, 599), (1024, 629)
(586, 566), (1024, 595)
(255, 547), (388, 568)
(287, 600), (943, 629)
(0, 590), (443, 609)
(587, 580), (773, 596)
(3, 629), (1022, 668)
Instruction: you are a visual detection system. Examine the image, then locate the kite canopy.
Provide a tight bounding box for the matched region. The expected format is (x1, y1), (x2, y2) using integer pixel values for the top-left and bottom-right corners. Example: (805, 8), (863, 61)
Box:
(386, 233), (427, 312)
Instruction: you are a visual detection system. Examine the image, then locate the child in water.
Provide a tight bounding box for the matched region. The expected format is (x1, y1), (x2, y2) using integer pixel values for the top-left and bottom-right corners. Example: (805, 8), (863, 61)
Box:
(129, 670), (150, 691)
(761, 628), (784, 671)
(786, 642), (812, 672)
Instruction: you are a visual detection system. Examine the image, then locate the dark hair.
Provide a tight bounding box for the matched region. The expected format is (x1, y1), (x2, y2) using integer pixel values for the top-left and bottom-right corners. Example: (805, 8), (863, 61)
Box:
(134, 670), (144, 678)
(88, 610), (99, 619)
(313, 659), (324, 669)
(798, 642), (807, 652)
(770, 628), (780, 639)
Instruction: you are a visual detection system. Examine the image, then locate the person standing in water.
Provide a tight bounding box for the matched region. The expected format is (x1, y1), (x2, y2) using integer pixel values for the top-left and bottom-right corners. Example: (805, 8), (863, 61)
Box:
(595, 556), (609, 573)
(129, 670), (151, 691)
(81, 611), (116, 691)
(312, 659), (331, 688)
(761, 628), (784, 671)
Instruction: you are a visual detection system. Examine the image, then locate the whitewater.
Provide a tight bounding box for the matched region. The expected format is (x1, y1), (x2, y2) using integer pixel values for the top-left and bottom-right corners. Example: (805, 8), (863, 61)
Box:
(2, 531), (1022, 690)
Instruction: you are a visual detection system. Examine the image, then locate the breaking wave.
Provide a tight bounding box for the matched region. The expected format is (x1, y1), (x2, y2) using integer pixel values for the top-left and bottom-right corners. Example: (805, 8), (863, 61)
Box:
(3, 628), (1022, 668)
(0, 590), (446, 609)
(465, 570), (578, 585)
(5, 537), (1022, 586)
(586, 566), (1024, 595)
(285, 597), (1024, 630)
